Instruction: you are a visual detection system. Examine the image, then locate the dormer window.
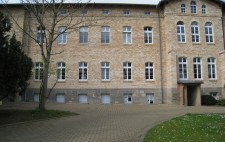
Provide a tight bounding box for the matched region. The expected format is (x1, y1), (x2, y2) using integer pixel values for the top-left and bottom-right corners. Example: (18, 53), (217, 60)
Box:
(181, 4), (186, 13)
(123, 10), (130, 16)
(191, 1), (197, 14)
(202, 5), (206, 14)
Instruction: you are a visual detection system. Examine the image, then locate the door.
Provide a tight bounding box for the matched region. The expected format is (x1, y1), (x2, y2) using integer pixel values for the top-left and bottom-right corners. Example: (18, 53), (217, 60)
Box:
(79, 94), (88, 104)
(101, 94), (110, 104)
(56, 94), (65, 103)
(34, 94), (39, 102)
(124, 94), (132, 104)
(146, 94), (154, 104)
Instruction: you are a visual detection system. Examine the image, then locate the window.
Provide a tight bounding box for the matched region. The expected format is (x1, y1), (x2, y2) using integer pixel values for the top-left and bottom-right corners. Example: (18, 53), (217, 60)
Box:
(146, 93), (154, 104)
(144, 11), (151, 16)
(181, 4), (186, 13)
(58, 9), (68, 16)
(81, 9), (87, 15)
(124, 94), (132, 104)
(145, 62), (154, 80)
(79, 27), (88, 44)
(123, 10), (130, 15)
(34, 62), (43, 80)
(79, 62), (88, 80)
(123, 62), (132, 80)
(191, 1), (197, 14)
(101, 26), (110, 44)
(202, 5), (206, 14)
(123, 26), (132, 44)
(57, 62), (66, 81)
(101, 62), (110, 80)
(208, 58), (216, 79)
(58, 27), (67, 44)
(210, 92), (219, 100)
(191, 21), (199, 43)
(36, 26), (45, 44)
(4, 19), (11, 29)
(193, 57), (201, 79)
(144, 27), (153, 44)
(205, 22), (214, 43)
(177, 21), (185, 43)
(102, 9), (109, 15)
(178, 57), (187, 79)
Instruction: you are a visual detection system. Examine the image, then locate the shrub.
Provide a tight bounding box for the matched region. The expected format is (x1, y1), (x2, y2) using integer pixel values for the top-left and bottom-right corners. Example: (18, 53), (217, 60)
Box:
(201, 95), (217, 105)
(217, 99), (225, 106)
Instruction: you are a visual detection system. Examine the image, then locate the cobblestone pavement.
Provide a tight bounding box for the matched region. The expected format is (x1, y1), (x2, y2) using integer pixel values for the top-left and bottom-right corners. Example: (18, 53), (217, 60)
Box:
(0, 103), (225, 142)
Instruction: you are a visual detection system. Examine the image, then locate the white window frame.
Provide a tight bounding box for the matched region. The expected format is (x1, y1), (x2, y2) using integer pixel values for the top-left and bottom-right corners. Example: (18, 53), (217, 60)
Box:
(101, 26), (110, 44)
(79, 27), (88, 44)
(191, 22), (200, 43)
(34, 62), (43, 80)
(79, 62), (88, 81)
(191, 1), (197, 14)
(123, 26), (132, 44)
(81, 9), (87, 15)
(36, 27), (45, 44)
(101, 62), (110, 81)
(57, 62), (66, 81)
(124, 93), (132, 104)
(145, 62), (154, 80)
(193, 57), (202, 80)
(58, 9), (68, 16)
(177, 21), (186, 43)
(57, 26), (67, 44)
(181, 4), (186, 13)
(123, 62), (132, 80)
(202, 5), (206, 14)
(144, 27), (153, 44)
(144, 11), (151, 16)
(178, 57), (188, 80)
(208, 58), (216, 79)
(205, 22), (214, 43)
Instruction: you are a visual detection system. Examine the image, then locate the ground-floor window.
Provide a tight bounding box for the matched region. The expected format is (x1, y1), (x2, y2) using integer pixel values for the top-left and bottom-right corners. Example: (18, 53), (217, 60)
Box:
(124, 93), (132, 104)
(78, 94), (88, 104)
(146, 93), (154, 104)
(210, 92), (219, 100)
(56, 93), (65, 103)
(101, 94), (110, 104)
(34, 93), (40, 102)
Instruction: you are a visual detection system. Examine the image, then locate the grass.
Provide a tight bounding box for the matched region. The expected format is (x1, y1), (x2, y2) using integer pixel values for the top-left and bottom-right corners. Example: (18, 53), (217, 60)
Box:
(0, 109), (78, 126)
(144, 113), (225, 142)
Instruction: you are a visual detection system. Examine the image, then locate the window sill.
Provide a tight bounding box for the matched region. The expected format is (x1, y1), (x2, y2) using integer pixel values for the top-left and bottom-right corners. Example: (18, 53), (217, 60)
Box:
(209, 79), (217, 81)
(145, 43), (153, 45)
(192, 43), (201, 45)
(178, 42), (186, 44)
(58, 43), (67, 45)
(123, 80), (132, 82)
(79, 80), (88, 82)
(79, 43), (88, 46)
(101, 80), (110, 82)
(123, 43), (132, 46)
(34, 80), (42, 82)
(101, 43), (110, 46)
(206, 43), (215, 45)
(145, 79), (155, 82)
(57, 80), (66, 83)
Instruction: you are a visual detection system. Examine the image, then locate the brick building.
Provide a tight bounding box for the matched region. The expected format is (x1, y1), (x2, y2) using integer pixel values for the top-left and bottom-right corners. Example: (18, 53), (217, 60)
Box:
(2, 0), (225, 105)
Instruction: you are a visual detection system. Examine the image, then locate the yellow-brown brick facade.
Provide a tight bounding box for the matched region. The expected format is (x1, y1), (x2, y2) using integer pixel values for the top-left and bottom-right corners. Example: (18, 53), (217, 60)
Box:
(3, 0), (225, 105)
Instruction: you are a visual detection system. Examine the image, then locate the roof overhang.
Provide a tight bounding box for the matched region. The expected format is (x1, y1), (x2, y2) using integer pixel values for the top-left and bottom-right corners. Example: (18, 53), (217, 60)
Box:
(178, 80), (204, 85)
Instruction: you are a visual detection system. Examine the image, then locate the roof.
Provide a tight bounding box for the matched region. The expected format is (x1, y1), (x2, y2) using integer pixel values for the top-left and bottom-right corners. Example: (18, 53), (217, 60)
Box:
(158, 0), (225, 6)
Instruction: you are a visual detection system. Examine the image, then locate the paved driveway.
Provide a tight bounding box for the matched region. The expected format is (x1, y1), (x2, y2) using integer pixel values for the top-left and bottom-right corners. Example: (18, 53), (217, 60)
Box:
(0, 103), (225, 142)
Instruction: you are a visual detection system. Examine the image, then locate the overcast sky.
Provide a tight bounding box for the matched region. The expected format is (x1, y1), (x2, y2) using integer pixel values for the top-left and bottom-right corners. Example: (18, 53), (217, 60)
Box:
(1, 0), (225, 5)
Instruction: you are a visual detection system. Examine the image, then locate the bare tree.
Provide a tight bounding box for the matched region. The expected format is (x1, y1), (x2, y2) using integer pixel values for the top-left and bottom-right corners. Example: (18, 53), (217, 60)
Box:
(1, 0), (102, 110)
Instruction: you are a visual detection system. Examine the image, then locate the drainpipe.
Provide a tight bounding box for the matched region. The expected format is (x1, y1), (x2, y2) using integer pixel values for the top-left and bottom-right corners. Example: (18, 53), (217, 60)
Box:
(157, 7), (164, 104)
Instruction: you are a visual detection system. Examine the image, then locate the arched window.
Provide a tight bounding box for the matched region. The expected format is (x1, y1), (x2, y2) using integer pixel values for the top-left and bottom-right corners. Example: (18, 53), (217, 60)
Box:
(191, 1), (197, 14)
(205, 22), (214, 43)
(202, 5), (206, 14)
(191, 21), (199, 43)
(177, 21), (185, 43)
(181, 4), (186, 13)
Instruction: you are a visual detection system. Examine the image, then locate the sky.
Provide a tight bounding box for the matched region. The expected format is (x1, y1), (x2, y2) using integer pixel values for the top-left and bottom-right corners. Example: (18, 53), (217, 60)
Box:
(1, 0), (225, 5)
(1, 0), (160, 5)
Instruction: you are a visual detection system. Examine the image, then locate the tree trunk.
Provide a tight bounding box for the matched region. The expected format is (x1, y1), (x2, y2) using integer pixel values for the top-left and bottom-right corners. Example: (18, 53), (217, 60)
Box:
(39, 58), (50, 111)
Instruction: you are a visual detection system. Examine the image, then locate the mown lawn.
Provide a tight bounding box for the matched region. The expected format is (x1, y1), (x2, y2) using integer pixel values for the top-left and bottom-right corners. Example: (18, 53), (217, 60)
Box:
(144, 113), (225, 142)
(0, 109), (78, 126)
